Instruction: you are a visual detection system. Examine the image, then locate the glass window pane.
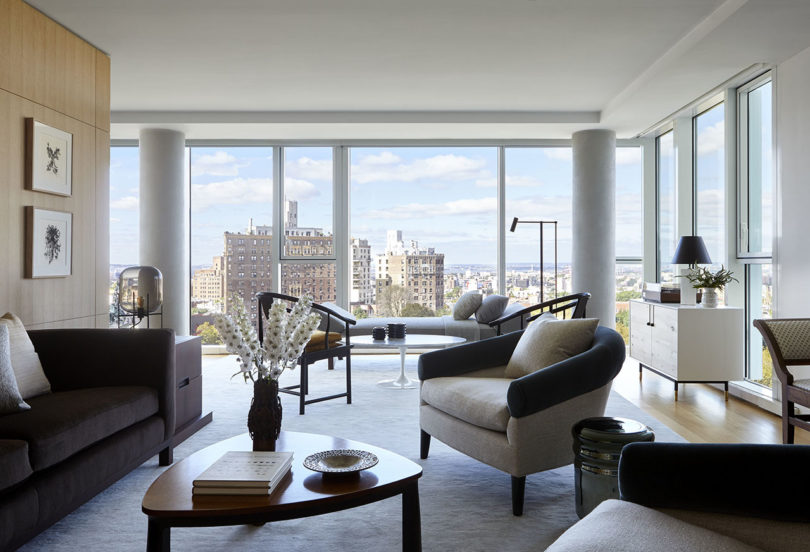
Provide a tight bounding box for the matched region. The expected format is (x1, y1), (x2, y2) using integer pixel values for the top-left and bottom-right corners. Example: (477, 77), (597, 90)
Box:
(695, 103), (725, 267)
(745, 82), (773, 255)
(281, 262), (336, 304)
(109, 146), (140, 326)
(657, 131), (676, 284)
(350, 147), (497, 317)
(190, 147), (273, 334)
(746, 263), (773, 387)
(616, 146), (643, 259)
(615, 263), (643, 344)
(283, 147), (333, 253)
(505, 148), (572, 305)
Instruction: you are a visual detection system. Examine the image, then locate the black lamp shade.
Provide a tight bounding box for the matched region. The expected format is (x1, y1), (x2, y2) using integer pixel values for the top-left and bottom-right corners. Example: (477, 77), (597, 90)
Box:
(671, 236), (712, 265)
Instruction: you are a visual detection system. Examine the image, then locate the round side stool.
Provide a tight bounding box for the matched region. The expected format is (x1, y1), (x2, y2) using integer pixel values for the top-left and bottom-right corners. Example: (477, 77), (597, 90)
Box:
(572, 417), (654, 518)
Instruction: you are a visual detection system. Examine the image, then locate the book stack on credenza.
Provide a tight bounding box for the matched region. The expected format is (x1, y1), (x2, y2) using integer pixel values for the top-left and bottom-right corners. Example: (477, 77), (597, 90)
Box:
(192, 451), (294, 496)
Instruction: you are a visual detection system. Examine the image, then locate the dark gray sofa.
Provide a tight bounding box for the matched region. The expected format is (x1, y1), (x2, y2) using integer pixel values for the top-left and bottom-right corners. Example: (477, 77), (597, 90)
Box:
(0, 328), (175, 551)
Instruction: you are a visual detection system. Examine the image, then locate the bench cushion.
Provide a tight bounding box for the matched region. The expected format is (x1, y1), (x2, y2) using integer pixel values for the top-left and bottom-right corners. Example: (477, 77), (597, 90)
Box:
(0, 386), (159, 471)
(0, 439), (32, 492)
(421, 376), (513, 432)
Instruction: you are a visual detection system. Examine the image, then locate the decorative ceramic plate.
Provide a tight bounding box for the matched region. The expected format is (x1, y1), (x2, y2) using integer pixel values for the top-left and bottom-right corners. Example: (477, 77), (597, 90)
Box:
(303, 449), (379, 474)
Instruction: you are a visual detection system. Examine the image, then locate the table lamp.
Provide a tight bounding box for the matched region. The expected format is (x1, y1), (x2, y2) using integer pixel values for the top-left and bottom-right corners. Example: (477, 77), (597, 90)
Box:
(671, 236), (711, 305)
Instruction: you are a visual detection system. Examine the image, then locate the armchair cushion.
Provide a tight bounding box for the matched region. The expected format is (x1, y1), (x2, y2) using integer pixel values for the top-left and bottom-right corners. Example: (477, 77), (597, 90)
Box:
(546, 499), (762, 552)
(453, 291), (483, 320)
(421, 375), (512, 432)
(504, 315), (598, 378)
(305, 330), (342, 352)
(0, 313), (51, 400)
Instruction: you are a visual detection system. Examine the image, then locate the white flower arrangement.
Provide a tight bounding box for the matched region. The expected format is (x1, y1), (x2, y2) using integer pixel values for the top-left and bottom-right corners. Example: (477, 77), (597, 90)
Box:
(214, 294), (322, 382)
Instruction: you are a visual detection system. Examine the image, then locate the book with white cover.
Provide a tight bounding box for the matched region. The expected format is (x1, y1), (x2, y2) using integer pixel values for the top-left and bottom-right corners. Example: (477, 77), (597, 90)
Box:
(193, 451), (293, 489)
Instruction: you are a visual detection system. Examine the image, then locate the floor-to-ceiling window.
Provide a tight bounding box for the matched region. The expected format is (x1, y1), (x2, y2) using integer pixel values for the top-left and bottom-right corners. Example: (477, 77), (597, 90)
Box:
(738, 74), (774, 388)
(109, 146), (140, 326)
(656, 130), (677, 284)
(189, 147), (273, 339)
(615, 146), (643, 342)
(349, 147), (497, 317)
(282, 147), (336, 304)
(505, 147), (572, 305)
(694, 102), (725, 271)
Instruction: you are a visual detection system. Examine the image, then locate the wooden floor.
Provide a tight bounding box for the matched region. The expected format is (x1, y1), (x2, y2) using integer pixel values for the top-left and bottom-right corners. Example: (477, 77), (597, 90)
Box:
(613, 357), (810, 445)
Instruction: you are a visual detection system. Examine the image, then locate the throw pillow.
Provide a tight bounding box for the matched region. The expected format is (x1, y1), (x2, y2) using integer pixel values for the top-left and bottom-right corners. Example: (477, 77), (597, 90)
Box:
(475, 294), (510, 324)
(305, 330), (343, 352)
(504, 316), (599, 378)
(0, 313), (51, 399)
(453, 292), (483, 320)
(0, 325), (31, 414)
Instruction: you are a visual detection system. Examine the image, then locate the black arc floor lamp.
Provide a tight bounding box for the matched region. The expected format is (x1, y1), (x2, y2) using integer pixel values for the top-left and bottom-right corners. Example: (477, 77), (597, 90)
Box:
(510, 217), (559, 303)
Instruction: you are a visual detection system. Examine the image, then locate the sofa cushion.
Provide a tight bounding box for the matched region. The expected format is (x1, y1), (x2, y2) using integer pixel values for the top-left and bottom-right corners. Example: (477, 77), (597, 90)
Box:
(0, 326), (30, 414)
(453, 292), (482, 320)
(475, 294), (509, 324)
(0, 386), (159, 471)
(0, 439), (33, 492)
(421, 377), (513, 432)
(546, 499), (764, 552)
(505, 315), (599, 378)
(0, 313), (51, 399)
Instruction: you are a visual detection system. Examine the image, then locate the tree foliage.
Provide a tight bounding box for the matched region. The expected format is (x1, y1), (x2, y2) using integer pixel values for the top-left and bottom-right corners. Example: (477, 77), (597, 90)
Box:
(377, 285), (410, 317)
(401, 303), (435, 317)
(352, 307), (368, 319)
(196, 322), (223, 345)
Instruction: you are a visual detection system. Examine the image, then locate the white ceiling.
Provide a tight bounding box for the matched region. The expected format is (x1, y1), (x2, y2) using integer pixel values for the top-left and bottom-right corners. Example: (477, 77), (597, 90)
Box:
(26, 0), (810, 140)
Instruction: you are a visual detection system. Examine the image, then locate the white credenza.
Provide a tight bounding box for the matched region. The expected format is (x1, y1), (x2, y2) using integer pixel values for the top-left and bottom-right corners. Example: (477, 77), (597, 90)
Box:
(629, 299), (744, 401)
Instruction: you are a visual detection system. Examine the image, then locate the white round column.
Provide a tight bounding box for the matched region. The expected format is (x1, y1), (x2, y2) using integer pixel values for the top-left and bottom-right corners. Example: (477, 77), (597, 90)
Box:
(139, 128), (189, 335)
(572, 129), (616, 329)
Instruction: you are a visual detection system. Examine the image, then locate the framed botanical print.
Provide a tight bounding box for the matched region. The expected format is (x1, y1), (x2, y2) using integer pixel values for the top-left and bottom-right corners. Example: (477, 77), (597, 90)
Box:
(25, 207), (73, 278)
(25, 119), (73, 197)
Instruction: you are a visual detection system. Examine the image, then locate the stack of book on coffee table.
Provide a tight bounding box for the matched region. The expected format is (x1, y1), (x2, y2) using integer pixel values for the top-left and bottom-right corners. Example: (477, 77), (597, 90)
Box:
(192, 451), (294, 496)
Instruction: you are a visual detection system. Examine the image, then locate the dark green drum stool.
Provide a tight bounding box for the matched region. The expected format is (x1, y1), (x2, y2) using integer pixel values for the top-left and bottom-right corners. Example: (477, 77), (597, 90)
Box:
(572, 417), (654, 518)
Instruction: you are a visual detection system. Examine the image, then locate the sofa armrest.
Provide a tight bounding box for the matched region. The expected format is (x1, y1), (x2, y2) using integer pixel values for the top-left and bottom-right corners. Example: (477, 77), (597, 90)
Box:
(418, 331), (523, 380)
(28, 328), (176, 441)
(619, 442), (810, 522)
(506, 326), (625, 417)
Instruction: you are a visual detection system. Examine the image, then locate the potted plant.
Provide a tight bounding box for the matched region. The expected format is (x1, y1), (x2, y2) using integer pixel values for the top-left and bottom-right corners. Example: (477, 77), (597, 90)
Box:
(214, 294), (321, 450)
(682, 266), (738, 308)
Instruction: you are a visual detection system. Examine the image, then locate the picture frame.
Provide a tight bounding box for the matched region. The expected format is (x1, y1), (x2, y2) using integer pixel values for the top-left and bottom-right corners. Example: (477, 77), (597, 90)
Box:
(25, 207), (73, 279)
(25, 119), (73, 197)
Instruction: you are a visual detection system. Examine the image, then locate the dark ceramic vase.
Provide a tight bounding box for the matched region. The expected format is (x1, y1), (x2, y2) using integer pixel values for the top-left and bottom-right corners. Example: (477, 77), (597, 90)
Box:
(247, 378), (283, 451)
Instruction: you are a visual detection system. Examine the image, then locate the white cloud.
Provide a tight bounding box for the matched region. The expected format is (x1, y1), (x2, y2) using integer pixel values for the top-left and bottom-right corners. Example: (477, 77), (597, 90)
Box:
(616, 147), (642, 165)
(191, 177), (318, 211)
(286, 157), (333, 182)
(543, 148), (572, 162)
(111, 196), (139, 210)
(352, 152), (490, 184)
(362, 197), (496, 219)
(697, 121), (724, 156)
(191, 151), (247, 177)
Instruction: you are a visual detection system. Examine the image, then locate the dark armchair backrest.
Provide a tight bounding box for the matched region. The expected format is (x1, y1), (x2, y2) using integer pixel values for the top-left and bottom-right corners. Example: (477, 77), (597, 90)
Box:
(753, 318), (810, 386)
(490, 292), (591, 335)
(255, 292), (356, 349)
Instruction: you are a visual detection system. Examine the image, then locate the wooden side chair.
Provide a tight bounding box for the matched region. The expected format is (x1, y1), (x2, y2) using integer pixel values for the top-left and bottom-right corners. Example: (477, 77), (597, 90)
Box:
(488, 292), (591, 336)
(257, 292), (356, 415)
(753, 318), (810, 443)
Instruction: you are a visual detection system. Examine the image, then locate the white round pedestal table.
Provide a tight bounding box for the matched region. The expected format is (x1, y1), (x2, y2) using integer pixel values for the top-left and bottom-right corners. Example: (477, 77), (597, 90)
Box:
(352, 334), (467, 389)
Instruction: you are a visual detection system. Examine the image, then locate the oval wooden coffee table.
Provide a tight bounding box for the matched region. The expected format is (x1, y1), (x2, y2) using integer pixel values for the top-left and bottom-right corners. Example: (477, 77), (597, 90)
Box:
(142, 431), (422, 551)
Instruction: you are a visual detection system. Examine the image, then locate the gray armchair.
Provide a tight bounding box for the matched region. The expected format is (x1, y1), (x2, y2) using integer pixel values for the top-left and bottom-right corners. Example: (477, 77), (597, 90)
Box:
(418, 325), (625, 515)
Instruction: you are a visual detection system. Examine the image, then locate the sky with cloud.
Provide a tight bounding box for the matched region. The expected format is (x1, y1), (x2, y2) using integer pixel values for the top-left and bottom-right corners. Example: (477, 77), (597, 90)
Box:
(109, 145), (644, 268)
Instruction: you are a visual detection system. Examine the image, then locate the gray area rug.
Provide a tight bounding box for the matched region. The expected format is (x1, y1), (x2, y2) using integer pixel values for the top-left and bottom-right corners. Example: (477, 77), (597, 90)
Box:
(23, 354), (685, 551)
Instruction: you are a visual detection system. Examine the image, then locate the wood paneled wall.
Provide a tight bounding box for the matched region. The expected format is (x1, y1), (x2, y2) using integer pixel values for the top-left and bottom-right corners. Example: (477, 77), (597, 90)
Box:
(0, 0), (110, 328)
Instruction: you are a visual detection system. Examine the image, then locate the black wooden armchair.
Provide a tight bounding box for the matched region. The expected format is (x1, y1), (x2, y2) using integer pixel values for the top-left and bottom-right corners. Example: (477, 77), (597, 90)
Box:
(488, 292), (591, 336)
(753, 318), (810, 443)
(257, 292), (356, 415)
